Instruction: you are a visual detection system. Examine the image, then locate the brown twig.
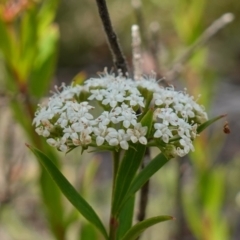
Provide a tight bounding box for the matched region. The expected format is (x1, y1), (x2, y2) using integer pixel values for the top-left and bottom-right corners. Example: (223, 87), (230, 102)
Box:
(172, 157), (193, 240)
(95, 0), (129, 75)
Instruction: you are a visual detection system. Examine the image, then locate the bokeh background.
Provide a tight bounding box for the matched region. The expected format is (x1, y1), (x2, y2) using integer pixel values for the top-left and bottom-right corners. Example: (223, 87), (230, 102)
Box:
(0, 0), (240, 239)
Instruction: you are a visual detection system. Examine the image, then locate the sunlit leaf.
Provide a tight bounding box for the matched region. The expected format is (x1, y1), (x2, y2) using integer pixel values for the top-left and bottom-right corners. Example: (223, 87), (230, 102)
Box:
(19, 7), (38, 80)
(38, 0), (59, 33)
(0, 18), (12, 61)
(29, 26), (59, 97)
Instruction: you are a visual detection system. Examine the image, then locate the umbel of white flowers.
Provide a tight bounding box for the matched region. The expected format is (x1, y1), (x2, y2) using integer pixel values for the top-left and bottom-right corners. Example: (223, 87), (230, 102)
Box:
(33, 70), (208, 158)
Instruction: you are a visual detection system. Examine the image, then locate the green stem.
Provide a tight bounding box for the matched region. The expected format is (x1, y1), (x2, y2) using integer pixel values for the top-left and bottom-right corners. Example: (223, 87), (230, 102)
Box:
(109, 151), (120, 240)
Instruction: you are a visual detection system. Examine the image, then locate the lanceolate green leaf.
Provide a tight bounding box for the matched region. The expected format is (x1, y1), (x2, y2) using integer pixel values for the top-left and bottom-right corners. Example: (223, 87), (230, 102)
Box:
(112, 109), (153, 216)
(116, 196), (135, 239)
(121, 216), (174, 240)
(38, 142), (67, 240)
(27, 145), (108, 240)
(197, 115), (226, 134)
(122, 153), (168, 206)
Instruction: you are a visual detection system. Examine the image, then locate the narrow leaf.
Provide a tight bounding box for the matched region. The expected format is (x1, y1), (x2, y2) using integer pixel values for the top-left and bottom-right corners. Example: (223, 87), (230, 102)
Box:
(197, 115), (226, 133)
(112, 109), (153, 216)
(27, 145), (108, 240)
(125, 153), (168, 204)
(116, 196), (135, 239)
(121, 216), (173, 240)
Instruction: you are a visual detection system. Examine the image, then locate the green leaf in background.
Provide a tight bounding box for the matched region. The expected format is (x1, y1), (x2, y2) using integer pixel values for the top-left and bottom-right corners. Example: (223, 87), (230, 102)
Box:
(173, 0), (206, 44)
(29, 25), (59, 97)
(79, 222), (98, 240)
(27, 145), (108, 240)
(19, 6), (38, 81)
(183, 195), (202, 239)
(203, 168), (225, 218)
(0, 18), (12, 62)
(38, 0), (59, 33)
(197, 115), (226, 134)
(121, 216), (174, 240)
(112, 109), (153, 216)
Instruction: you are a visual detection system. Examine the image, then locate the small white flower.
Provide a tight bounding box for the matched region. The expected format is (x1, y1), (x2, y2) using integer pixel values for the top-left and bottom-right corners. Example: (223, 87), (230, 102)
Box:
(72, 129), (92, 146)
(177, 118), (191, 137)
(176, 147), (186, 157)
(117, 129), (130, 150)
(126, 94), (145, 107)
(154, 123), (173, 143)
(117, 104), (137, 128)
(181, 103), (195, 119)
(55, 84), (84, 100)
(105, 128), (129, 150)
(57, 112), (68, 128)
(173, 102), (184, 113)
(156, 108), (178, 126)
(42, 129), (50, 137)
(47, 137), (68, 152)
(88, 89), (106, 101)
(93, 123), (109, 146)
(127, 123), (147, 145)
(63, 126), (76, 139)
(102, 89), (125, 107)
(105, 128), (119, 146)
(136, 76), (161, 92)
(179, 135), (194, 154)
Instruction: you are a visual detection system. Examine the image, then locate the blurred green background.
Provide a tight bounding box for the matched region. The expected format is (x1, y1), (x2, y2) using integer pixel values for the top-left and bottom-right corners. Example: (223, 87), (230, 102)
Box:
(0, 0), (240, 240)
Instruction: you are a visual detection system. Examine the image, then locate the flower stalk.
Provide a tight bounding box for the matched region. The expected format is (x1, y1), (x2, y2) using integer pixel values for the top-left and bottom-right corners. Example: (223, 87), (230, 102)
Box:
(109, 151), (120, 240)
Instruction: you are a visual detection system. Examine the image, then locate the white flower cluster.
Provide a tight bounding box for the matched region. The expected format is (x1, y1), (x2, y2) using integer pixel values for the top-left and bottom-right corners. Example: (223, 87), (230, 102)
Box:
(33, 70), (208, 157)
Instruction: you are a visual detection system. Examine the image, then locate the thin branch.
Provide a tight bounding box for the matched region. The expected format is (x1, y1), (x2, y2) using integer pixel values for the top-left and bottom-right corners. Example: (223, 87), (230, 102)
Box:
(95, 0), (129, 75)
(132, 25), (142, 80)
(149, 22), (161, 75)
(131, 0), (148, 49)
(172, 157), (193, 240)
(166, 13), (234, 82)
